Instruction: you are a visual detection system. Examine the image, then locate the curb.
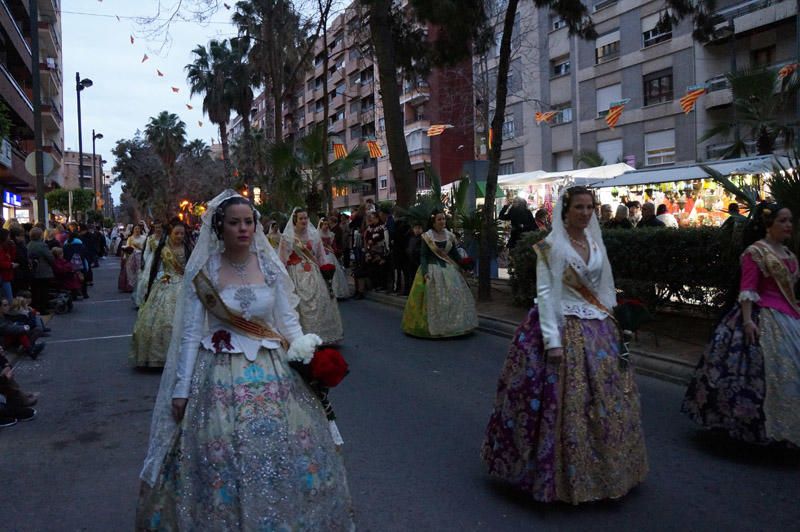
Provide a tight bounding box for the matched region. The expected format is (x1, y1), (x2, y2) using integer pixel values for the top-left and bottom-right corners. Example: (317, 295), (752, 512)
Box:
(363, 291), (695, 385)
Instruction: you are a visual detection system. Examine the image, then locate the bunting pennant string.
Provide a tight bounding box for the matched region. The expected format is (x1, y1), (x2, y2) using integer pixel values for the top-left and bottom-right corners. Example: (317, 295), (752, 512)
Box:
(535, 111), (557, 125)
(679, 86), (706, 114)
(426, 124), (453, 137)
(130, 35), (134, 44)
(141, 53), (149, 63)
(157, 69), (165, 77)
(366, 140), (383, 158)
(778, 63), (798, 79)
(186, 104), (194, 110)
(198, 121), (203, 127)
(171, 87), (180, 93)
(333, 143), (347, 159)
(605, 99), (629, 130)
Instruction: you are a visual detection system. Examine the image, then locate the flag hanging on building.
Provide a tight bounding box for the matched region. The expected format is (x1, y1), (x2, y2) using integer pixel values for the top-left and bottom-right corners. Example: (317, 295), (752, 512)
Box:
(778, 63), (798, 79)
(366, 140), (383, 158)
(605, 99), (629, 130)
(333, 143), (347, 159)
(535, 111), (557, 125)
(426, 124), (452, 137)
(679, 86), (707, 114)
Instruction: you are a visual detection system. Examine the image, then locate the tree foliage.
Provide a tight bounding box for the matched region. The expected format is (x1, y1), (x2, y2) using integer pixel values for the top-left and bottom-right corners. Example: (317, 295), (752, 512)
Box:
(45, 188), (94, 214)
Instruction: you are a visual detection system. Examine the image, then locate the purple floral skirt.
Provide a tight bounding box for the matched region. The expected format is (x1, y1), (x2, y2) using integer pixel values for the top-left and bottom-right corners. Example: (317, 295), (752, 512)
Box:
(481, 307), (648, 504)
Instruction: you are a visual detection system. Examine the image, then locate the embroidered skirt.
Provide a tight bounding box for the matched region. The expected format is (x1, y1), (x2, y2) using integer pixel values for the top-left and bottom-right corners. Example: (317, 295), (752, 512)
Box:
(481, 307), (648, 504)
(136, 348), (354, 531)
(682, 305), (800, 446)
(129, 275), (182, 368)
(401, 264), (478, 338)
(287, 262), (344, 345)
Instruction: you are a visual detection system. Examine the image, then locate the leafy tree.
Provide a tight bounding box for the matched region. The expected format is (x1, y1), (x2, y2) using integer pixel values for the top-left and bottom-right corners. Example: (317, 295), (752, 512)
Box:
(228, 36), (258, 188)
(186, 39), (235, 179)
(45, 188), (94, 215)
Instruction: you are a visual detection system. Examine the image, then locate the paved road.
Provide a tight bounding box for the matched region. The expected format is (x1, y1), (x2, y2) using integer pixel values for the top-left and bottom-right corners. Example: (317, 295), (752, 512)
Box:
(2, 259), (798, 531)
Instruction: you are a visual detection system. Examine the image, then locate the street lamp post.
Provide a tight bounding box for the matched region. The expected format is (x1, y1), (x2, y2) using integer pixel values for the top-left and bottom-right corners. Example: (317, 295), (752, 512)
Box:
(75, 73), (93, 189)
(92, 130), (103, 209)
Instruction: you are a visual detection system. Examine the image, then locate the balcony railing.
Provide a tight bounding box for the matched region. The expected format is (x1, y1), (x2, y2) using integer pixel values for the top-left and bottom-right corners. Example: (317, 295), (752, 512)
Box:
(408, 148), (431, 158)
(711, 0), (779, 24)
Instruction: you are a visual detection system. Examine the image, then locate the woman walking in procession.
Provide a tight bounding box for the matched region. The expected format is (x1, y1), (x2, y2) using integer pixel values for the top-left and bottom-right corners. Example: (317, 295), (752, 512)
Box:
(134, 221), (163, 307)
(481, 186), (648, 504)
(401, 209), (477, 338)
(279, 208), (344, 345)
(319, 217), (352, 299)
(682, 202), (800, 447)
(120, 225), (146, 293)
(137, 191), (353, 531)
(129, 219), (191, 369)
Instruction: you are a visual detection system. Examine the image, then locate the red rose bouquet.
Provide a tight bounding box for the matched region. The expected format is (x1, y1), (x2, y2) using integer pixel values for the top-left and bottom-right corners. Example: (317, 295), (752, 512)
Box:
(459, 257), (475, 270)
(289, 347), (349, 422)
(319, 263), (336, 298)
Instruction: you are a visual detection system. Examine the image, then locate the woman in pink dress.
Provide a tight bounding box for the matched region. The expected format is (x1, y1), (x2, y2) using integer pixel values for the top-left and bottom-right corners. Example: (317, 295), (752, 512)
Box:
(682, 202), (800, 446)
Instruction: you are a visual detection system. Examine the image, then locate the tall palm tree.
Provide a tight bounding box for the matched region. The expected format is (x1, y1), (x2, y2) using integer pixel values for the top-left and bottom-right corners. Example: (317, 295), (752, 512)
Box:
(701, 67), (799, 158)
(186, 39), (235, 179)
(183, 139), (212, 159)
(573, 149), (607, 168)
(144, 111), (187, 172)
(228, 36), (257, 188)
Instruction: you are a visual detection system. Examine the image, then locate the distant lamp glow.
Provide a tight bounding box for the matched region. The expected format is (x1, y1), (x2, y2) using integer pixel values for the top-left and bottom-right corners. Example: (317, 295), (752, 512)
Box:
(253, 186), (262, 206)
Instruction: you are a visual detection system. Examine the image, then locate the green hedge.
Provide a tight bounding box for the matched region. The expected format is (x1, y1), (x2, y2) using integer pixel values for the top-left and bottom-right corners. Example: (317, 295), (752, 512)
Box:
(508, 227), (739, 312)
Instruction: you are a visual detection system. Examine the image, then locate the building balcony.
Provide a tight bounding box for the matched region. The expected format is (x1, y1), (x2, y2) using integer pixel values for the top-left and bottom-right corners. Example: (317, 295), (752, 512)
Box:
(37, 21), (60, 57)
(39, 0), (61, 16)
(0, 144), (35, 190)
(41, 100), (63, 131)
(43, 140), (62, 164)
(39, 60), (62, 92)
(0, 64), (33, 129)
(709, 0), (796, 41)
(400, 83), (430, 105)
(404, 117), (430, 132)
(408, 147), (431, 164)
(1, 1), (31, 61)
(346, 112), (361, 127)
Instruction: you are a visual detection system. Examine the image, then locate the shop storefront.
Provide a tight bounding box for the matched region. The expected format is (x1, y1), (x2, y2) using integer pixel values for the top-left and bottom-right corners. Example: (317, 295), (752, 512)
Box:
(2, 190), (22, 222)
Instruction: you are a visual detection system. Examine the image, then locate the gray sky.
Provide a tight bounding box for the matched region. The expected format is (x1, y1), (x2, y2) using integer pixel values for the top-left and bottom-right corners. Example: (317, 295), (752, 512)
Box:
(62, 1), (240, 202)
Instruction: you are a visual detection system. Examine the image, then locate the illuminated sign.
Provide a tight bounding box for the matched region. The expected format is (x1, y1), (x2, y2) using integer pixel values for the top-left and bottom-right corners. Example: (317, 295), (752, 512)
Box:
(3, 191), (21, 207)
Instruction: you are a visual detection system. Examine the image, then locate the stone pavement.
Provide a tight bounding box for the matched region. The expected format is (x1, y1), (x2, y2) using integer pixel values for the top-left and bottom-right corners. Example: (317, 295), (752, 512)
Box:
(365, 278), (710, 385)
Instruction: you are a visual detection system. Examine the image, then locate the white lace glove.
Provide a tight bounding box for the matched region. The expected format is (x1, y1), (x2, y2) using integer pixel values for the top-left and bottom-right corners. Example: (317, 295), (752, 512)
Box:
(287, 333), (323, 364)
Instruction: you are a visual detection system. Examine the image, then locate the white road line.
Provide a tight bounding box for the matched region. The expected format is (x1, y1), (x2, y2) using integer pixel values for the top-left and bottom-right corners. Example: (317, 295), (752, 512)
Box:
(82, 298), (133, 304)
(47, 334), (133, 344)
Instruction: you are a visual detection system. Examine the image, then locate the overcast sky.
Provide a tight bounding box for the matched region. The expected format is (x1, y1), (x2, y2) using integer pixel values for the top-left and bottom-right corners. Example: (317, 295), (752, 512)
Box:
(62, 1), (240, 202)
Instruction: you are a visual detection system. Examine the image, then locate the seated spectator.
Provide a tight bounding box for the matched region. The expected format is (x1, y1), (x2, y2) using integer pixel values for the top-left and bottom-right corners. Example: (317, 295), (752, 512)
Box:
(51, 247), (82, 297)
(638, 202), (666, 228)
(7, 293), (49, 333)
(0, 347), (37, 427)
(607, 204), (634, 229)
(0, 298), (44, 359)
(656, 204), (679, 228)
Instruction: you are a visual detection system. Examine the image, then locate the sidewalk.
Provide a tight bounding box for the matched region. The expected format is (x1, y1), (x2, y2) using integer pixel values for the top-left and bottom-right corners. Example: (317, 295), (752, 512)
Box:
(365, 278), (708, 384)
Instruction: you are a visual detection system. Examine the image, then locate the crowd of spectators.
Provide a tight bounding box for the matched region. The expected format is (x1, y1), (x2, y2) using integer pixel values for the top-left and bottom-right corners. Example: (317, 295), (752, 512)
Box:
(0, 217), (108, 428)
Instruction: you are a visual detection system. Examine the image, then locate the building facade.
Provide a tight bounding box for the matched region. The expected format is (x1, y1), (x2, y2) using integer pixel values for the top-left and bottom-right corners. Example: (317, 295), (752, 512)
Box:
(0, 0), (64, 222)
(62, 150), (102, 195)
(485, 0), (797, 175)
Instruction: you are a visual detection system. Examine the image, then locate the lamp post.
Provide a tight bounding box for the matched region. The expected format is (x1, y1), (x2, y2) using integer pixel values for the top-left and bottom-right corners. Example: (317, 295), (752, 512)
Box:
(75, 73), (93, 189)
(92, 130), (103, 209)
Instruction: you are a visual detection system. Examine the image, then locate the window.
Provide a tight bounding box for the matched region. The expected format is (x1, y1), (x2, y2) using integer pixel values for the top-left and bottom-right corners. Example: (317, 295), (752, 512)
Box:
(551, 57), (570, 78)
(642, 12), (672, 48)
(595, 31), (620, 64)
(329, 108), (345, 125)
(350, 125), (361, 140)
(498, 161), (515, 175)
(315, 100), (324, 113)
(593, 0), (617, 12)
(502, 114), (515, 140)
(550, 13), (566, 31)
(416, 169), (428, 189)
(335, 82), (346, 96)
(643, 69), (673, 106)
(645, 129), (676, 166)
(554, 151), (573, 171)
(597, 139), (623, 164)
(751, 46), (775, 67)
(314, 76), (324, 90)
(378, 118), (385, 131)
(349, 48), (360, 61)
(552, 105), (572, 125)
(350, 101), (360, 114)
(379, 175), (388, 190)
(596, 83), (622, 117)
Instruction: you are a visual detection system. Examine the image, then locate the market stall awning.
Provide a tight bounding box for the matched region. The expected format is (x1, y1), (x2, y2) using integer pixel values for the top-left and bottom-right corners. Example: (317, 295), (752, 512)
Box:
(591, 155), (790, 188)
(497, 170), (549, 186)
(541, 162), (635, 181)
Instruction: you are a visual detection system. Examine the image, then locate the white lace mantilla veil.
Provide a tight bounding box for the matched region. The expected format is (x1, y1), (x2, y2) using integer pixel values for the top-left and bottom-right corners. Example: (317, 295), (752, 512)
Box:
(544, 187), (617, 324)
(282, 207), (322, 247)
(140, 189), (300, 486)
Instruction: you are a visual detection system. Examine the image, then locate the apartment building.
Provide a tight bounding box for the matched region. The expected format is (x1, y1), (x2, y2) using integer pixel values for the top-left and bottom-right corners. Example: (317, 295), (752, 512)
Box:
(0, 0), (64, 221)
(62, 150), (102, 192)
(486, 0), (797, 175)
(280, 3), (475, 210)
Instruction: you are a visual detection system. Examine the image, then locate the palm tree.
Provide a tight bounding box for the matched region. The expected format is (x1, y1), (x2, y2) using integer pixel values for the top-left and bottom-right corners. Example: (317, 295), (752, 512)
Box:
(186, 39), (235, 180)
(701, 67), (799, 159)
(183, 139), (212, 159)
(144, 111), (187, 172)
(228, 36), (257, 188)
(573, 149), (607, 168)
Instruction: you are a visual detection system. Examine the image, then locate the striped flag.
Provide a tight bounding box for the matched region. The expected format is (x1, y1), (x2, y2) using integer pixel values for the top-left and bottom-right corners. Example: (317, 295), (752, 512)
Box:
(605, 99), (629, 130)
(426, 124), (452, 137)
(333, 143), (347, 159)
(366, 140), (383, 158)
(535, 111), (557, 125)
(679, 86), (707, 114)
(778, 63), (798, 79)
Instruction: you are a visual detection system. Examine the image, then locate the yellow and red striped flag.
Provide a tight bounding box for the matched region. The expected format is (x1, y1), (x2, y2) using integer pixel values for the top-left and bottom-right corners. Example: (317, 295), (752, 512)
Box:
(535, 111), (557, 125)
(426, 124), (452, 137)
(679, 86), (706, 114)
(778, 63), (798, 79)
(366, 140), (383, 158)
(333, 143), (347, 159)
(605, 99), (629, 130)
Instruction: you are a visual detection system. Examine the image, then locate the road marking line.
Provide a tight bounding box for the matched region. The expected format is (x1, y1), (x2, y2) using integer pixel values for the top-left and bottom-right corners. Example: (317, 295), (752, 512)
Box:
(47, 334), (133, 344)
(82, 298), (133, 304)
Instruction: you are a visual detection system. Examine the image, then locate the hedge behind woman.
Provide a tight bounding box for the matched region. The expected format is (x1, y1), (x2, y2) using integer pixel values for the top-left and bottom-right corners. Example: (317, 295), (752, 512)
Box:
(137, 191), (353, 530)
(129, 219), (192, 368)
(279, 208), (344, 345)
(682, 202), (799, 446)
(481, 186), (648, 504)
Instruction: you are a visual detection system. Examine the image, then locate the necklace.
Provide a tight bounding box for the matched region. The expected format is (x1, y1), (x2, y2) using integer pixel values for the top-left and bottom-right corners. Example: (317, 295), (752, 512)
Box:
(225, 254), (257, 318)
(569, 236), (588, 250)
